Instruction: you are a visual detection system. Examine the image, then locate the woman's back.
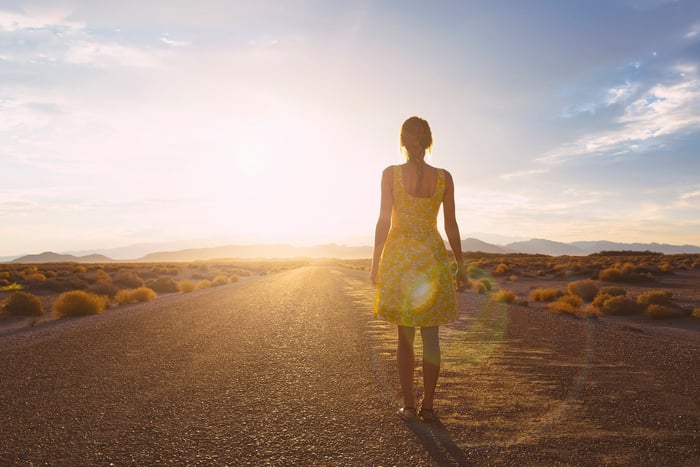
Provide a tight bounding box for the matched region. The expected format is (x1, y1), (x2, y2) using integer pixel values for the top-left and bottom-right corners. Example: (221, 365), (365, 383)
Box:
(400, 162), (438, 198)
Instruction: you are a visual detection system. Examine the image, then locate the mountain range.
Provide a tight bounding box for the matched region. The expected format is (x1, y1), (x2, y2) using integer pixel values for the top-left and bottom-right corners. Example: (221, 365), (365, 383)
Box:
(4, 238), (700, 263)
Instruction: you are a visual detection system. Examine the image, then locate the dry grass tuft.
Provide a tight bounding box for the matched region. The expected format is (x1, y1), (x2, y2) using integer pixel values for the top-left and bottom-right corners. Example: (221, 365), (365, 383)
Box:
(178, 280), (196, 293)
(115, 287), (157, 305)
(692, 308), (700, 319)
(600, 295), (642, 316)
(599, 286), (627, 297)
(547, 294), (583, 316)
(566, 279), (599, 302)
(645, 304), (684, 320)
(212, 275), (229, 286)
(637, 290), (673, 307)
(112, 271), (145, 289)
(529, 288), (564, 302)
(490, 290), (516, 303)
(196, 280), (212, 290)
(472, 278), (492, 294)
(53, 291), (109, 317)
(146, 277), (179, 293)
(3, 291), (44, 317)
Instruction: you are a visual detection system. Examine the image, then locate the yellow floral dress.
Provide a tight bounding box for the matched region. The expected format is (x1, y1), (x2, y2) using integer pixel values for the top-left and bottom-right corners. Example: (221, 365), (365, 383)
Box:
(374, 165), (458, 327)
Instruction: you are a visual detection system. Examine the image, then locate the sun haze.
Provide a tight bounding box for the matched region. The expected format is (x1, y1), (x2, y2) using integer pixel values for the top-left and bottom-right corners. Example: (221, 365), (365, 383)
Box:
(1, 1), (700, 256)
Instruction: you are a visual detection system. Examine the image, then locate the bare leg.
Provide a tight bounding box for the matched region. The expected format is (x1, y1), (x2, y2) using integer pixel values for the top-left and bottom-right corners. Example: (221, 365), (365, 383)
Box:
(397, 325), (416, 408)
(420, 326), (440, 410)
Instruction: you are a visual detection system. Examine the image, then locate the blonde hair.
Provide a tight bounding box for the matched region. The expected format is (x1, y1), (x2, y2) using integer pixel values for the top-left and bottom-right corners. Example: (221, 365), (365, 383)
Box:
(400, 116), (433, 162)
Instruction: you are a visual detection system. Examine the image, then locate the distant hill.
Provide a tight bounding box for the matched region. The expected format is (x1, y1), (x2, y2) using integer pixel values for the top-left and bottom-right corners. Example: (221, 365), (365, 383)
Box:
(505, 239), (585, 256)
(461, 238), (509, 254)
(10, 252), (115, 264)
(571, 241), (700, 255)
(136, 244), (374, 262)
(5, 238), (700, 263)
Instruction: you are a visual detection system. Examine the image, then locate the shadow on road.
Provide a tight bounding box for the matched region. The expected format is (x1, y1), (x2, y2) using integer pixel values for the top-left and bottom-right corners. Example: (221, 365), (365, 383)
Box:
(405, 418), (472, 466)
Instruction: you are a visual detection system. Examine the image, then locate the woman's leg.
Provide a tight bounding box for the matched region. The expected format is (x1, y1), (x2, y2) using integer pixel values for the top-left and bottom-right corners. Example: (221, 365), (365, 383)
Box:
(420, 326), (440, 409)
(397, 325), (416, 408)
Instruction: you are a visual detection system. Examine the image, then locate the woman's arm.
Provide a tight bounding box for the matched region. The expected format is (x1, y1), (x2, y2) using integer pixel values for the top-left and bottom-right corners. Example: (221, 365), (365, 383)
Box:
(443, 170), (468, 291)
(370, 166), (393, 285)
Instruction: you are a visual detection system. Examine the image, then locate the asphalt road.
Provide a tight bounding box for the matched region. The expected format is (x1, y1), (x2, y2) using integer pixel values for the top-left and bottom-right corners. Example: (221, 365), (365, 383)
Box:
(1, 265), (698, 466)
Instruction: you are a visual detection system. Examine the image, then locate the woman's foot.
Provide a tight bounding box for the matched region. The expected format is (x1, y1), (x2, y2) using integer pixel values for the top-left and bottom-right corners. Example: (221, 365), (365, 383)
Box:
(397, 406), (417, 421)
(418, 406), (436, 422)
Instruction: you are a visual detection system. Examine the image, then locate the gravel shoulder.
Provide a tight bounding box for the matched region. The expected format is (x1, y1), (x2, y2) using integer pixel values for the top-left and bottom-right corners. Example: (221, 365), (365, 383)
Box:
(1, 265), (698, 466)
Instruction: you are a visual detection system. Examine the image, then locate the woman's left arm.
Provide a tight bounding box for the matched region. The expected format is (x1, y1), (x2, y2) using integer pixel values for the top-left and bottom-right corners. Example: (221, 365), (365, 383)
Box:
(443, 170), (468, 291)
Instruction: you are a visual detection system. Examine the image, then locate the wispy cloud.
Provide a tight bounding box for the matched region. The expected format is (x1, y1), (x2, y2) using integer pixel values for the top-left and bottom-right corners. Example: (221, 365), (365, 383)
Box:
(0, 8), (158, 67)
(499, 168), (549, 180)
(675, 189), (700, 207)
(541, 68), (700, 163)
(160, 35), (191, 47)
(0, 9), (82, 31)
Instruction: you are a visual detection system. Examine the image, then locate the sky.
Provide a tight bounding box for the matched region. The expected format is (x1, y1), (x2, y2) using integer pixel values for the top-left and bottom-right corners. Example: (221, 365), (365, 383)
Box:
(1, 0), (700, 257)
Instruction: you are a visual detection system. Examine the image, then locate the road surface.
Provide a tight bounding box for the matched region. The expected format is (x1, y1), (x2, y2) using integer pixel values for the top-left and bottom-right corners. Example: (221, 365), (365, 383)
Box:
(1, 265), (698, 465)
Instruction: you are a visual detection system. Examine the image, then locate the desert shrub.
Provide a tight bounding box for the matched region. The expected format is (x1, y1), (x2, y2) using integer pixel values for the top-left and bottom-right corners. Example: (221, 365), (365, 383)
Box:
(547, 295), (583, 316)
(0, 279), (8, 287)
(3, 291), (44, 317)
(599, 286), (627, 297)
(529, 288), (564, 302)
(466, 265), (487, 279)
(637, 290), (673, 308)
(567, 279), (599, 302)
(52, 291), (109, 317)
(229, 274), (239, 283)
(112, 271), (144, 289)
(472, 278), (492, 294)
(61, 277), (90, 291)
(115, 287), (157, 305)
(599, 264), (654, 283)
(645, 304), (683, 320)
(24, 273), (47, 282)
(490, 290), (516, 303)
(0, 271), (10, 279)
(592, 293), (612, 308)
(492, 263), (509, 276)
(581, 304), (602, 319)
(178, 280), (196, 293)
(89, 280), (119, 298)
(75, 265), (88, 274)
(0, 282), (23, 291)
(599, 267), (623, 282)
(211, 275), (229, 286)
(692, 308), (700, 318)
(146, 276), (179, 293)
(196, 280), (212, 290)
(600, 296), (642, 316)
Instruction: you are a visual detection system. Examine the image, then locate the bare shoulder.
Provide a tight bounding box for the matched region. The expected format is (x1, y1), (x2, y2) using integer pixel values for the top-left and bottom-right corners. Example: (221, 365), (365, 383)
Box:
(441, 168), (455, 185)
(381, 165), (395, 180)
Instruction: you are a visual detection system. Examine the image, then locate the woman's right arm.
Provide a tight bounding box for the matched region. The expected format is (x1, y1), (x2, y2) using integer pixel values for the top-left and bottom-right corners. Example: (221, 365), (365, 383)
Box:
(371, 166), (393, 285)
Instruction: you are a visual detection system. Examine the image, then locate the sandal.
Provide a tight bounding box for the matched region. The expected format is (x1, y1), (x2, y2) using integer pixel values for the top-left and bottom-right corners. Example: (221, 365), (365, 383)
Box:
(397, 406), (417, 421)
(418, 407), (436, 423)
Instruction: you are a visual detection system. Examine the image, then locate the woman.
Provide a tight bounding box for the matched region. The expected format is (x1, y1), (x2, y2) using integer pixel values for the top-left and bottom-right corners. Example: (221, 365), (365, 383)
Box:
(371, 116), (468, 422)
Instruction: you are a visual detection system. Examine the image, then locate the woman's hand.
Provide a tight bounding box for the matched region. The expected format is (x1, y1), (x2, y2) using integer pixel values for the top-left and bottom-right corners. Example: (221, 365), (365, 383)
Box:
(454, 266), (469, 293)
(370, 265), (379, 286)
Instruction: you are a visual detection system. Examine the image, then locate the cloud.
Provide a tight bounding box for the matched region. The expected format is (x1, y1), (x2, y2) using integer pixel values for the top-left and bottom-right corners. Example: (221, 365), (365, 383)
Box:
(499, 168), (549, 180)
(561, 81), (637, 118)
(541, 69), (700, 163)
(0, 9), (82, 32)
(160, 36), (191, 47)
(0, 8), (158, 67)
(675, 189), (700, 207)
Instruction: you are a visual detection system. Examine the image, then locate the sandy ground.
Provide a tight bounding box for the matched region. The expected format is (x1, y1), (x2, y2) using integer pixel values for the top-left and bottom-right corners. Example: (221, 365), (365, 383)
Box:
(1, 265), (698, 465)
